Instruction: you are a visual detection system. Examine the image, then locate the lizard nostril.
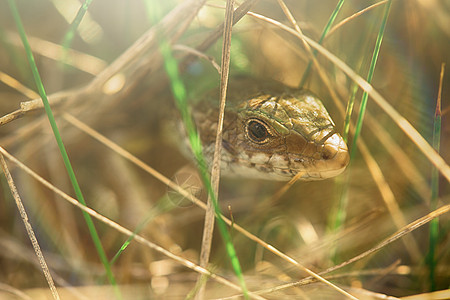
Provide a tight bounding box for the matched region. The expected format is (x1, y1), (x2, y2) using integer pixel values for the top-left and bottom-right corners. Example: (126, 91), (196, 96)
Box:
(321, 151), (331, 160)
(322, 133), (349, 169)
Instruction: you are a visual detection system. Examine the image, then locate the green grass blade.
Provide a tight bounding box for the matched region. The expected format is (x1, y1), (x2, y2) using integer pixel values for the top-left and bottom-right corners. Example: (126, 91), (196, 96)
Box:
(7, 1), (121, 297)
(329, 64), (360, 263)
(110, 195), (177, 265)
(145, 1), (248, 296)
(299, 0), (345, 87)
(331, 31), (371, 239)
(342, 83), (358, 143)
(341, 27), (375, 142)
(159, 39), (249, 298)
(331, 1), (392, 262)
(61, 0), (93, 50)
(350, 0), (392, 157)
(427, 64), (444, 291)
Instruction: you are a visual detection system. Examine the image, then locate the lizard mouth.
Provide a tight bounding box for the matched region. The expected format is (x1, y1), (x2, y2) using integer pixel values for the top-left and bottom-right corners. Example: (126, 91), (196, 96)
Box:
(221, 133), (349, 181)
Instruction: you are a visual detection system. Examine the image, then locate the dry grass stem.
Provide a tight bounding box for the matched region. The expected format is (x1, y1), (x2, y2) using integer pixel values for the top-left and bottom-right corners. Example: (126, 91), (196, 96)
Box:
(357, 138), (421, 261)
(235, 204), (450, 297)
(246, 11), (450, 182)
(180, 0), (260, 71)
(248, 9), (423, 258)
(437, 63), (445, 114)
(88, 0), (206, 90)
(52, 114), (358, 298)
(0, 146), (268, 300)
(62, 114), (207, 209)
(327, 1), (389, 37)
(275, 0), (329, 91)
(172, 44), (221, 73)
(196, 0), (236, 299)
(322, 204), (450, 277)
(364, 114), (431, 201)
(0, 71), (40, 99)
(0, 154), (60, 300)
(4, 31), (107, 75)
(0, 0), (205, 128)
(1, 2), (448, 298)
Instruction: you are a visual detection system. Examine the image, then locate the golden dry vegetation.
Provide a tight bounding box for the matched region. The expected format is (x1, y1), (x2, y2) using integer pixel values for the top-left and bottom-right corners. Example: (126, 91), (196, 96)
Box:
(0, 0), (449, 299)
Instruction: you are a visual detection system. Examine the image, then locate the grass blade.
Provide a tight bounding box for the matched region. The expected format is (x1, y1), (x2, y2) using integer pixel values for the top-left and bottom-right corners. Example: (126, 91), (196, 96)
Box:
(0, 146), (261, 298)
(299, 0), (345, 87)
(110, 195), (176, 266)
(61, 0), (93, 51)
(350, 0), (392, 157)
(196, 0), (239, 298)
(342, 83), (358, 143)
(146, 1), (248, 297)
(248, 10), (450, 182)
(427, 63), (444, 291)
(7, 0), (121, 297)
(0, 155), (60, 300)
(331, 0), (392, 260)
(159, 39), (249, 298)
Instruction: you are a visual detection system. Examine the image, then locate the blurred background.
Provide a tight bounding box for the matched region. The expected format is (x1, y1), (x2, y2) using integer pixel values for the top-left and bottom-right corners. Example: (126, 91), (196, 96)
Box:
(0, 0), (449, 298)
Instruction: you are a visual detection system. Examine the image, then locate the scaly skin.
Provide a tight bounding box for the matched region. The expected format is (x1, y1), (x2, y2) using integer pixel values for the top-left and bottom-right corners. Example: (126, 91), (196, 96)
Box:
(190, 77), (350, 181)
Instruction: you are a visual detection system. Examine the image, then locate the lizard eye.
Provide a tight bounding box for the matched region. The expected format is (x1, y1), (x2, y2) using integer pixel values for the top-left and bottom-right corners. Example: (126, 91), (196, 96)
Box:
(245, 119), (270, 144)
